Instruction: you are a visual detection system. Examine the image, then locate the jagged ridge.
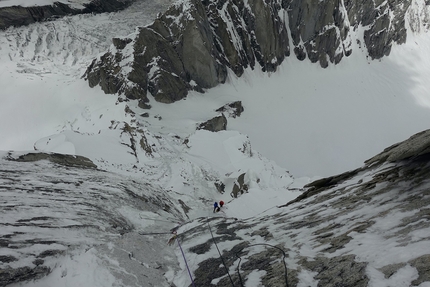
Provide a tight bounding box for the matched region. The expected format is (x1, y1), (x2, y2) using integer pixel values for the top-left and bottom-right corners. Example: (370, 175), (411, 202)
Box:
(84, 0), (423, 105)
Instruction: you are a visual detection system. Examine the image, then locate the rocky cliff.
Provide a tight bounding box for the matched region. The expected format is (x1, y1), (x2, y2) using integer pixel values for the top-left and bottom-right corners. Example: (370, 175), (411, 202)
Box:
(84, 0), (429, 105)
(84, 0), (289, 105)
(0, 0), (134, 30)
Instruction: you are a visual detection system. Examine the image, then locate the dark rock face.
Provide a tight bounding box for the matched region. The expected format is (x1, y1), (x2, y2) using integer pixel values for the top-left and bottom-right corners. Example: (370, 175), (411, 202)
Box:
(231, 172), (248, 198)
(216, 101), (244, 118)
(0, 0), (134, 30)
(344, 0), (411, 59)
(284, 0), (412, 64)
(7, 152), (97, 169)
(365, 129), (430, 165)
(283, 0), (352, 67)
(410, 255), (430, 285)
(85, 0), (420, 104)
(84, 0), (290, 104)
(0, 266), (51, 286)
(197, 114), (228, 132)
(300, 255), (369, 287)
(0, 3), (75, 30)
(286, 129), (430, 207)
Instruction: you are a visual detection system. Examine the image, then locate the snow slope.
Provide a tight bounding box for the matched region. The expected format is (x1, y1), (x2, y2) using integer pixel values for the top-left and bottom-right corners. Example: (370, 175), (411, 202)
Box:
(172, 155), (430, 286)
(0, 153), (182, 287)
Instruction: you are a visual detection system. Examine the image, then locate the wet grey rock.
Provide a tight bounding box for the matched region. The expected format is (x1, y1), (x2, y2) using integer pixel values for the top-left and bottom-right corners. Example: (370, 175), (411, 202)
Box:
(172, 0), (227, 89)
(37, 249), (65, 258)
(216, 101), (244, 118)
(139, 133), (153, 155)
(0, 0), (134, 30)
(86, 53), (125, 96)
(214, 220), (245, 241)
(286, 129), (430, 208)
(192, 241), (249, 287)
(262, 264), (299, 287)
(189, 240), (213, 255)
(366, 129), (430, 165)
(112, 37), (132, 50)
(239, 245), (289, 286)
(231, 172), (248, 198)
(378, 262), (407, 279)
(409, 254), (430, 286)
(246, 0), (290, 72)
(319, 221), (375, 253)
(148, 70), (190, 104)
(0, 255), (17, 263)
(214, 180), (226, 194)
(282, 168), (363, 206)
(250, 227), (274, 240)
(32, 259), (44, 266)
(346, 0), (410, 59)
(0, 266), (51, 286)
(7, 152), (97, 169)
(299, 255), (369, 287)
(240, 244), (285, 271)
(178, 199), (191, 216)
(283, 0), (352, 67)
(197, 114), (227, 132)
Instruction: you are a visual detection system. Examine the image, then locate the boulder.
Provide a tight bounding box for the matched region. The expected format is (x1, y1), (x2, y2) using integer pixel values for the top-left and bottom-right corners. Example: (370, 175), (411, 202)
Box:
(216, 101), (244, 118)
(197, 114), (227, 132)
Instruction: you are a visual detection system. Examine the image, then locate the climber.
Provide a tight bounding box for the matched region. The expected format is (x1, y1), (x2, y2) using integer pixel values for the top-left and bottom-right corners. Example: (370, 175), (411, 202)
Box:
(167, 231), (177, 246)
(213, 202), (218, 213)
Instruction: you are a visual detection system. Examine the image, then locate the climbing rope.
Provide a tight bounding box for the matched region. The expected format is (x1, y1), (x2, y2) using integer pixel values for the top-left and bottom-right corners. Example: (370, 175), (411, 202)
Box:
(138, 226), (196, 286)
(207, 220), (236, 287)
(176, 236), (197, 287)
(235, 243), (289, 287)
